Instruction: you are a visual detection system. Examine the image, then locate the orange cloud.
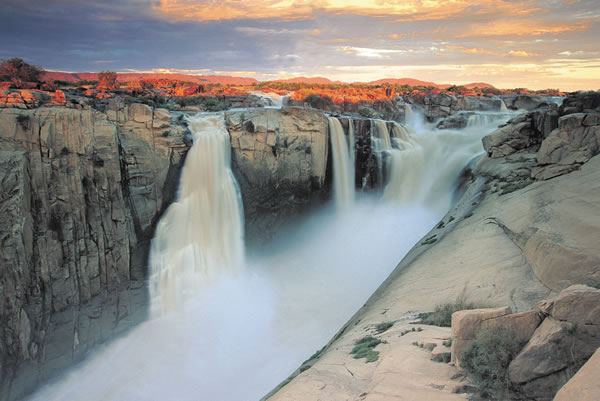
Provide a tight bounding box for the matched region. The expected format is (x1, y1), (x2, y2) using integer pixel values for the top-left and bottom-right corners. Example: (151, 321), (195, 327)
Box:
(506, 50), (538, 57)
(150, 0), (543, 22)
(456, 20), (588, 38)
(445, 45), (494, 55)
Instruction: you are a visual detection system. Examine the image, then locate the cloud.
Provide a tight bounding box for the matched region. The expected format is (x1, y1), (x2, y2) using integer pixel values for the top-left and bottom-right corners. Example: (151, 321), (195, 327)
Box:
(455, 19), (588, 38)
(338, 46), (405, 58)
(148, 0), (544, 22)
(506, 50), (538, 57)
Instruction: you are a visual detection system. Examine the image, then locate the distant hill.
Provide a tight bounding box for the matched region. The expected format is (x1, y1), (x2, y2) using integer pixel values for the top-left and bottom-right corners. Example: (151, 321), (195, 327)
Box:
(273, 76), (345, 85)
(42, 71), (496, 90)
(463, 82), (495, 89)
(42, 71), (259, 85)
(364, 78), (451, 89)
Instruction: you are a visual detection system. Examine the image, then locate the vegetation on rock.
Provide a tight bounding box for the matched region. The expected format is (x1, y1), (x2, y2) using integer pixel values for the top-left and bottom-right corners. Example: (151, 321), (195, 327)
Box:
(0, 58), (44, 87)
(418, 301), (477, 327)
(350, 336), (383, 363)
(98, 70), (119, 90)
(461, 327), (522, 396)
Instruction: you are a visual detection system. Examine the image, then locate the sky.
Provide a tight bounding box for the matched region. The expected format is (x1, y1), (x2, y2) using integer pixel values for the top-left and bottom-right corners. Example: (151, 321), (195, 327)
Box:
(1, 0), (599, 91)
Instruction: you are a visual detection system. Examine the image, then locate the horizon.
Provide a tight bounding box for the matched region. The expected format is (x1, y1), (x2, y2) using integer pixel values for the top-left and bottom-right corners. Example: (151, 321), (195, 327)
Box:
(2, 0), (599, 91)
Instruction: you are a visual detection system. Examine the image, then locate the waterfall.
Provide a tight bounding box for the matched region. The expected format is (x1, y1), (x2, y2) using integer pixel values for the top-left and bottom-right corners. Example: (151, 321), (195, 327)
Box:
(348, 120), (356, 183)
(149, 113), (245, 315)
(466, 112), (512, 128)
(499, 99), (508, 112)
(384, 123), (425, 203)
(328, 117), (354, 208)
(27, 109), (517, 401)
(373, 119), (392, 151)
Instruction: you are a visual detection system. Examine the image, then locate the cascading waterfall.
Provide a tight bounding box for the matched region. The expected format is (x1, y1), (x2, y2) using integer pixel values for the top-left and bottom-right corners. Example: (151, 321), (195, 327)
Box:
(465, 111), (511, 128)
(384, 123), (425, 203)
(149, 113), (245, 315)
(373, 119), (392, 151)
(328, 117), (354, 208)
(348, 119), (355, 184)
(28, 108), (517, 401)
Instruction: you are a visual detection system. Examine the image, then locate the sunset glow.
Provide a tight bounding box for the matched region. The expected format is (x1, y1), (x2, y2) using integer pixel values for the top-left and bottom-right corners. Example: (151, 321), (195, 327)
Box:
(1, 0), (599, 90)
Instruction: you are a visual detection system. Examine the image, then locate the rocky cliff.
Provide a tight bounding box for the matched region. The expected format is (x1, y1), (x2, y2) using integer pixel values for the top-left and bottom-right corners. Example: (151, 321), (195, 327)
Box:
(225, 107), (329, 244)
(0, 101), (354, 400)
(0, 101), (189, 400)
(266, 92), (600, 401)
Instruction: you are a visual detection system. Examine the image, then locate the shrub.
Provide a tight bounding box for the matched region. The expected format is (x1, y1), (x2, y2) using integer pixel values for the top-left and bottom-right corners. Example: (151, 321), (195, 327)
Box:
(175, 96), (228, 111)
(350, 336), (382, 363)
(358, 107), (373, 118)
(304, 94), (333, 109)
(461, 327), (522, 393)
(98, 71), (118, 90)
(418, 301), (477, 327)
(0, 58), (44, 87)
(374, 321), (394, 334)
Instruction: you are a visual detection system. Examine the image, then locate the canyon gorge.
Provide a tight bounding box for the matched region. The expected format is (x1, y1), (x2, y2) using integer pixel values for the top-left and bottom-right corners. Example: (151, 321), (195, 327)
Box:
(0, 87), (599, 401)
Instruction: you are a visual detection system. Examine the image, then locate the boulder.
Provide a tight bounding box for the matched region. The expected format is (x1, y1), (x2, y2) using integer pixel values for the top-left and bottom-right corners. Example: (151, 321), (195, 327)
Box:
(128, 103), (153, 123)
(436, 113), (470, 130)
(560, 92), (600, 114)
(508, 317), (600, 400)
(553, 347), (600, 401)
(531, 108), (559, 138)
(523, 231), (600, 291)
(533, 112), (600, 180)
(550, 285), (600, 326)
(451, 306), (512, 368)
(482, 118), (541, 158)
(513, 95), (549, 110)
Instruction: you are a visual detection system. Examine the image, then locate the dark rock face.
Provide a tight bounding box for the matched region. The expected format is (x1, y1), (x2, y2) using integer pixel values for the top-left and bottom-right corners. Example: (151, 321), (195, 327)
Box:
(339, 118), (379, 190)
(482, 114), (544, 158)
(225, 107), (330, 246)
(560, 91), (600, 114)
(286, 98), (409, 123)
(501, 94), (554, 111)
(508, 286), (600, 401)
(0, 104), (188, 401)
(480, 92), (600, 181)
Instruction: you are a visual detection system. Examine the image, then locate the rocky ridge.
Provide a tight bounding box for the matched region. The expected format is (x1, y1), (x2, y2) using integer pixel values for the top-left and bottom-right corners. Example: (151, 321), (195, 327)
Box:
(0, 100), (190, 400)
(266, 92), (600, 401)
(1, 90), (598, 401)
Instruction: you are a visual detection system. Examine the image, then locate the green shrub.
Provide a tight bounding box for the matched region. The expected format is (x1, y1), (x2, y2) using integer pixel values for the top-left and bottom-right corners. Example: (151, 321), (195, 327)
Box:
(374, 321), (394, 334)
(175, 96), (228, 111)
(418, 301), (477, 327)
(461, 327), (522, 393)
(350, 336), (382, 363)
(358, 107), (373, 118)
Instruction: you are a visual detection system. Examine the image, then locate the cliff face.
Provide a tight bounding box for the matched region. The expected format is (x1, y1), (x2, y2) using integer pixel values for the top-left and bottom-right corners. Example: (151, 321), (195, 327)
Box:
(0, 103), (189, 400)
(267, 93), (600, 401)
(226, 107), (330, 244)
(0, 103), (346, 399)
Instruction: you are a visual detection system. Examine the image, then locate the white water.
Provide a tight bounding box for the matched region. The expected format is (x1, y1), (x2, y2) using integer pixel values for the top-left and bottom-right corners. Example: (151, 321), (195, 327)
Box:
(328, 117), (355, 209)
(466, 112), (511, 128)
(29, 110), (512, 401)
(149, 114), (245, 315)
(248, 91), (289, 109)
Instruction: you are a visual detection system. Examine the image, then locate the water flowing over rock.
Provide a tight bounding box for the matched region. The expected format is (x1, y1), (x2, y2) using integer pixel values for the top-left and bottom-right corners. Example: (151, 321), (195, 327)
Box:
(328, 117), (354, 209)
(149, 114), (245, 315)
